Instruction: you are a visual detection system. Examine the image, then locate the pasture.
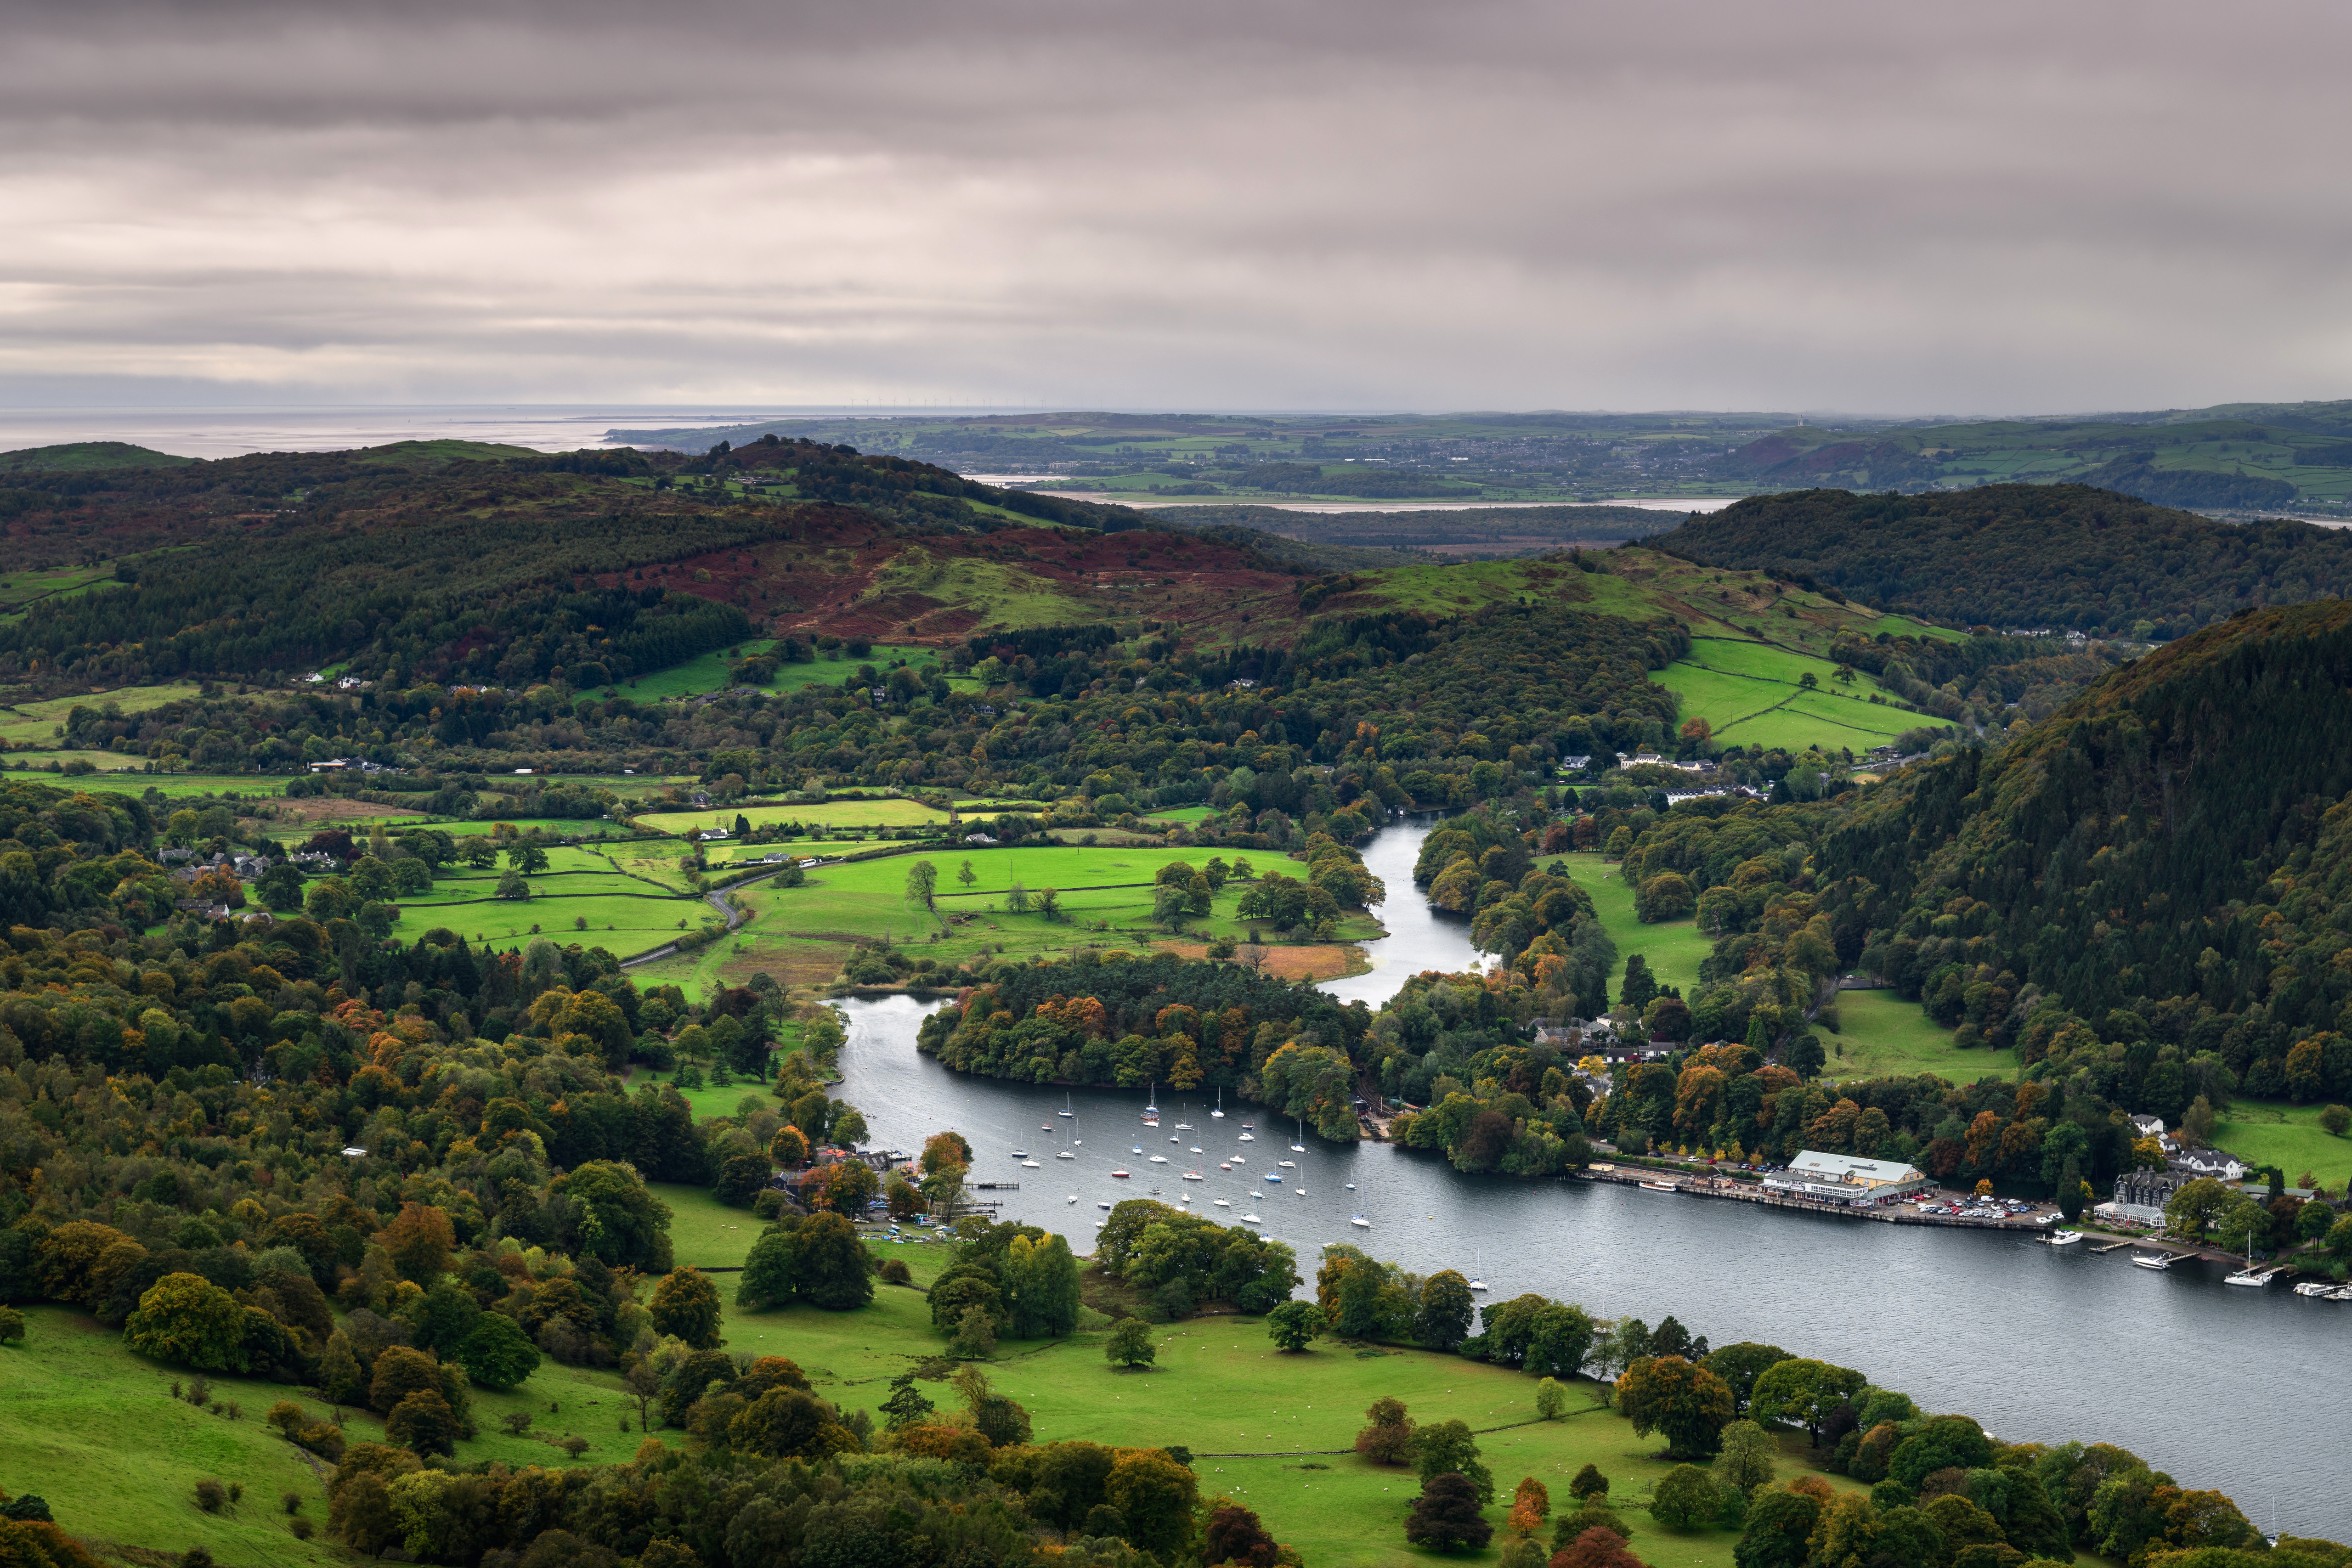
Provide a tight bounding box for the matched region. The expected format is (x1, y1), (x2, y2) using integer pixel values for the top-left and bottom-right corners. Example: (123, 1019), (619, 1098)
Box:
(1654, 639), (1921, 754)
(1548, 855), (1713, 997)
(1818, 990), (2014, 1083)
(2211, 1101), (2352, 1188)
(634, 797), (1039, 835)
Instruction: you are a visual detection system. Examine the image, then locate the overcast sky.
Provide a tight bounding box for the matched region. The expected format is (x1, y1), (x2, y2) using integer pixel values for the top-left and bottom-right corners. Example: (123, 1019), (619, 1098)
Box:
(6, 0), (2349, 417)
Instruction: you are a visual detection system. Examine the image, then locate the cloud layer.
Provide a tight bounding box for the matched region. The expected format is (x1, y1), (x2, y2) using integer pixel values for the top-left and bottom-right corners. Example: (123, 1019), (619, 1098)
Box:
(6, 0), (2349, 414)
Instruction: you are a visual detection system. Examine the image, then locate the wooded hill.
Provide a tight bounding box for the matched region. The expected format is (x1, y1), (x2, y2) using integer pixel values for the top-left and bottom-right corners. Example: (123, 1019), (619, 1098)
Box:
(1651, 484), (2352, 638)
(1816, 600), (2352, 1106)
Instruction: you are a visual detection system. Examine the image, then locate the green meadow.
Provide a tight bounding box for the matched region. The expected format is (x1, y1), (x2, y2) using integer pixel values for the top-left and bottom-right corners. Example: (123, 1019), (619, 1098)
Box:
(1819, 991), (2013, 1083)
(1654, 639), (1921, 754)
(1549, 855), (1713, 997)
(626, 642), (945, 703)
(382, 849), (705, 948)
(634, 797), (1039, 835)
(2211, 1101), (2352, 1188)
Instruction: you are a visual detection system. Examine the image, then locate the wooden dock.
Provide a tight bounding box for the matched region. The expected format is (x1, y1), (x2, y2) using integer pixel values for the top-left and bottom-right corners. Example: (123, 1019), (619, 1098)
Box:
(1576, 1165), (2053, 1231)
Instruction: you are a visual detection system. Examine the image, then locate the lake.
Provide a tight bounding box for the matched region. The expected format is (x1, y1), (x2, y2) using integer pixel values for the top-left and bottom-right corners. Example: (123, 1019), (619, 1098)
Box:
(831, 819), (2346, 1539)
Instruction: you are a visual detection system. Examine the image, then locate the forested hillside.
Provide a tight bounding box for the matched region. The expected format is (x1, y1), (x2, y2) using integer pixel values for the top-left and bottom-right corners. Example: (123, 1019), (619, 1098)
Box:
(1654, 484), (2352, 637)
(1816, 600), (2352, 1107)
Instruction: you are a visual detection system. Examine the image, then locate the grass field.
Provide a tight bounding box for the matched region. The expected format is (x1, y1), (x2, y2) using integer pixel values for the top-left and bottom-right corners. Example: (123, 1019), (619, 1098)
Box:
(384, 851), (705, 948)
(1549, 855), (1713, 997)
(632, 844), (1383, 998)
(637, 799), (992, 835)
(2212, 1101), (2352, 1188)
(1821, 991), (2017, 1083)
(0, 681), (203, 743)
(626, 642), (948, 703)
(1655, 640), (1921, 754)
(727, 1261), (1860, 1568)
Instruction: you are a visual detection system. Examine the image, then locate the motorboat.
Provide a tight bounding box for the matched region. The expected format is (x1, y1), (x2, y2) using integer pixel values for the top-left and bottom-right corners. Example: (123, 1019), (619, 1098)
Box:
(1350, 1214), (1371, 1228)
(1097, 1201), (1112, 1209)
(2130, 1253), (2172, 1270)
(1277, 1159), (1295, 1169)
(1213, 1197), (1231, 1207)
(1238, 1132), (1255, 1142)
(1148, 1154), (1168, 1164)
(2293, 1280), (2335, 1296)
(1067, 1195), (1079, 1203)
(2041, 1229), (2082, 1246)
(1639, 1179), (1680, 1193)
(1021, 1158), (1040, 1169)
(1057, 1151), (1075, 1160)
(1241, 1212), (1262, 1224)
(1012, 1150), (1028, 1158)
(1111, 1168), (1131, 1179)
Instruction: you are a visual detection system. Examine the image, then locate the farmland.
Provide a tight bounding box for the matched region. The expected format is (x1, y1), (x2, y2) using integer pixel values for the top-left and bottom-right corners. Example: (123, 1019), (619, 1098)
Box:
(2211, 1101), (2352, 1189)
(633, 797), (1038, 835)
(1655, 639), (1922, 754)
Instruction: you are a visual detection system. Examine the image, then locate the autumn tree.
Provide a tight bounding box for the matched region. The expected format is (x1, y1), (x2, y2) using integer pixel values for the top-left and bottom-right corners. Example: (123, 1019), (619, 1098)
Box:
(1356, 1395), (1419, 1465)
(1553, 1525), (1647, 1568)
(124, 1273), (248, 1372)
(1617, 1356), (1735, 1460)
(381, 1203), (455, 1284)
(1510, 1476), (1553, 1536)
(650, 1267), (724, 1349)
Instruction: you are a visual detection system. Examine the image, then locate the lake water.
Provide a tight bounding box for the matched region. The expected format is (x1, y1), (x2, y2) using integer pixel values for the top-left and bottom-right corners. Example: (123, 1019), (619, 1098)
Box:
(833, 819), (2346, 1538)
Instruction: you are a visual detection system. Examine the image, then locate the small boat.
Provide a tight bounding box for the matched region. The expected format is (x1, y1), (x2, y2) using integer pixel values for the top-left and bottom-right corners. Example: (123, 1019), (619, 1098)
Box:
(1241, 1212), (1262, 1224)
(1178, 1193), (1191, 1203)
(1189, 1145), (1202, 1154)
(1111, 1168), (1131, 1179)
(2130, 1253), (2172, 1270)
(1067, 1195), (1079, 1203)
(1470, 1247), (1487, 1292)
(1169, 1134), (1181, 1143)
(2330, 1286), (2352, 1301)
(1021, 1158), (1040, 1169)
(1277, 1159), (1295, 1169)
(2041, 1230), (2082, 1246)
(1640, 1179), (1680, 1193)
(1211, 1088), (1225, 1119)
(1149, 1155), (1168, 1164)
(1058, 1094), (1074, 1118)
(1219, 1161), (1233, 1170)
(1213, 1197), (1231, 1207)
(1176, 1104), (1193, 1131)
(1097, 1201), (1112, 1209)
(1182, 1168), (1203, 1181)
(2293, 1280), (2335, 1296)
(1263, 1173), (1282, 1183)
(1012, 1149), (1028, 1157)
(1144, 1082), (1159, 1117)
(1238, 1132), (1255, 1142)
(1291, 1118), (1306, 1153)
(1350, 1214), (1371, 1229)
(1345, 1182), (1355, 1191)
(1242, 1121), (1254, 1129)
(1057, 1151), (1075, 1160)
(2225, 1268), (2271, 1287)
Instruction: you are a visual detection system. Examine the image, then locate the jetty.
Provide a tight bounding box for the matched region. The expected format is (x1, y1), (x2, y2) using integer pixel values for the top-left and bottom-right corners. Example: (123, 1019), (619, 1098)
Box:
(1576, 1164), (2052, 1231)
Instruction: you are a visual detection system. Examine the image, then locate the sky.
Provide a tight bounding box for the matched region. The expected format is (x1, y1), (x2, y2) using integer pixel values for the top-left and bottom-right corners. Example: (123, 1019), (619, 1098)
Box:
(6, 0), (2350, 418)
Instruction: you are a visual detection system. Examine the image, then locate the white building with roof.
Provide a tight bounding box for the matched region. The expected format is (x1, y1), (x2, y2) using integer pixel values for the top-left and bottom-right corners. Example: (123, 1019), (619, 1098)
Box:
(1763, 1150), (1928, 1202)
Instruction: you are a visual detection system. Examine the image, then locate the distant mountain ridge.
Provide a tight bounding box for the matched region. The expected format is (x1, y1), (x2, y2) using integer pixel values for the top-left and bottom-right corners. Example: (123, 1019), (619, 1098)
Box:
(1650, 483), (2352, 638)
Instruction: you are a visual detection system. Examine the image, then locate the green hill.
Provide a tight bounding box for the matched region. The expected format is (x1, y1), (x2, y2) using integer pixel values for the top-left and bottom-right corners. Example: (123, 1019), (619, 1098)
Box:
(1651, 484), (2352, 638)
(1815, 599), (2352, 1104)
(0, 441), (195, 473)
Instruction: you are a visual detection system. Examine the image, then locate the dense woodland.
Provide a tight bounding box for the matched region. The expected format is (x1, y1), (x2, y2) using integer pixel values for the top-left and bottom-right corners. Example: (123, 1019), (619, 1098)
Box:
(1655, 485), (2352, 638)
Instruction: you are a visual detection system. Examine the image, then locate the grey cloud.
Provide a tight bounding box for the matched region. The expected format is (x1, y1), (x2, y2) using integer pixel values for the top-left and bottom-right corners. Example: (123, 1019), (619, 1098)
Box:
(2, 0), (2348, 412)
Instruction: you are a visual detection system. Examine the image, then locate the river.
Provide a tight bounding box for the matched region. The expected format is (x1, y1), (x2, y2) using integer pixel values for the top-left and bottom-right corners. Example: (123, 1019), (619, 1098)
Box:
(831, 820), (2345, 1539)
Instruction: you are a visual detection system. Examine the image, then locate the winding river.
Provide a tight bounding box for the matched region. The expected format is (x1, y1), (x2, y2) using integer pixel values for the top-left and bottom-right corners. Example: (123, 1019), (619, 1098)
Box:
(830, 821), (2346, 1538)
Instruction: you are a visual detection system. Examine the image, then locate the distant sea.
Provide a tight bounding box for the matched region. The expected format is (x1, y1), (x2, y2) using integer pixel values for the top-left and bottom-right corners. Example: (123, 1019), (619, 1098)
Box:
(0, 405), (857, 460)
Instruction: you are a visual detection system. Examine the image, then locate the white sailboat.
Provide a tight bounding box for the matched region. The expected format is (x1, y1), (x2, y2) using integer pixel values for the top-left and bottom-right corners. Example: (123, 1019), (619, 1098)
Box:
(1144, 1081), (1159, 1117)
(1176, 1103), (1193, 1131)
(1291, 1118), (1306, 1153)
(1211, 1087), (1224, 1119)
(1055, 1124), (1074, 1160)
(1469, 1247), (1487, 1292)
(1351, 1214), (1372, 1229)
(1058, 1092), (1074, 1118)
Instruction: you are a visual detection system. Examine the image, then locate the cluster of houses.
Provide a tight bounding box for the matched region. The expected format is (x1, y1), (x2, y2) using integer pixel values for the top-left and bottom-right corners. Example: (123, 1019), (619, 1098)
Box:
(305, 756), (401, 775)
(2096, 1117), (2256, 1226)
